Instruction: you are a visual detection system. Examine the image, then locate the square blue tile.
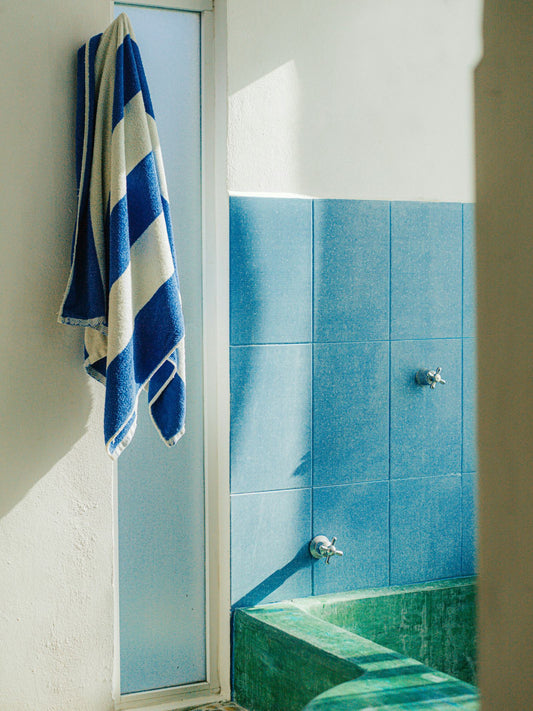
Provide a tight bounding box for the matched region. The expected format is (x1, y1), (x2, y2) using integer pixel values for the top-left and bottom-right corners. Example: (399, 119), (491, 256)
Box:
(230, 344), (312, 494)
(312, 482), (389, 595)
(390, 339), (462, 479)
(230, 489), (312, 607)
(462, 338), (478, 473)
(391, 202), (462, 339)
(313, 200), (390, 342)
(462, 473), (478, 575)
(463, 204), (476, 339)
(390, 476), (462, 585)
(313, 342), (389, 486)
(230, 196), (312, 345)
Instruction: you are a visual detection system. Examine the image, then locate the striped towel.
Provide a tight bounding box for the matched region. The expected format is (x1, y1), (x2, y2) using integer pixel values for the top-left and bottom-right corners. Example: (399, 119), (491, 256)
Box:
(58, 13), (186, 459)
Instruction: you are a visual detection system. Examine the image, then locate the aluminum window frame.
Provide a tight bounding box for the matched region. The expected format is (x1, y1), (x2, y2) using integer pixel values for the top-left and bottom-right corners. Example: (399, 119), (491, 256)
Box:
(111, 1), (229, 709)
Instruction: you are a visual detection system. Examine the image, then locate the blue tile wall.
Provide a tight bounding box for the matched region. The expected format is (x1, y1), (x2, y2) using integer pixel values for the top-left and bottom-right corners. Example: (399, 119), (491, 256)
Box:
(391, 202), (462, 340)
(229, 197), (477, 606)
(230, 488), (312, 607)
(230, 196), (312, 345)
(313, 482), (389, 595)
(231, 344), (312, 493)
(390, 476), (462, 585)
(463, 338), (478, 474)
(313, 341), (389, 486)
(463, 204), (476, 339)
(314, 200), (390, 342)
(462, 472), (478, 576)
(390, 339), (462, 478)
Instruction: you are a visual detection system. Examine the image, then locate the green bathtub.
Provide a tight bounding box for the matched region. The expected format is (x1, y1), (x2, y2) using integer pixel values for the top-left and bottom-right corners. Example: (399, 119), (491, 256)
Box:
(233, 577), (478, 710)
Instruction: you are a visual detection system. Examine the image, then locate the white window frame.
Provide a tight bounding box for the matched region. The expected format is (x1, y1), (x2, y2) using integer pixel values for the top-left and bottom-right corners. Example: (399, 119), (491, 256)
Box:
(111, 1), (229, 709)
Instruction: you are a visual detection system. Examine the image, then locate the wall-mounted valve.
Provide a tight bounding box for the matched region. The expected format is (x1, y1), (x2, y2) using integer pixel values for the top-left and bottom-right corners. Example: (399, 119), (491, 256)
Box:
(415, 367), (446, 389)
(310, 535), (344, 564)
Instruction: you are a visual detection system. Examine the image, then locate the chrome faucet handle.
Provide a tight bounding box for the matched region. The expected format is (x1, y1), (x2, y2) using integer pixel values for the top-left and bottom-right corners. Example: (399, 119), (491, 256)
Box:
(416, 367), (446, 389)
(310, 535), (344, 564)
(324, 537), (344, 564)
(428, 367), (446, 389)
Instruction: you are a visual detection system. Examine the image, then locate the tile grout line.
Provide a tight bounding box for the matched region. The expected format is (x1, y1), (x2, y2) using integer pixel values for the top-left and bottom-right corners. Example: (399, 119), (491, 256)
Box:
(388, 200), (392, 587)
(231, 473), (463, 498)
(460, 203), (465, 575)
(230, 336), (463, 348)
(311, 198), (315, 596)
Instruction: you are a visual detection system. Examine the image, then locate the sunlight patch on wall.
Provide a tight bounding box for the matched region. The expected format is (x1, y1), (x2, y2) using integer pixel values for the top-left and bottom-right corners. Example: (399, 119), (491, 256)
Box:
(228, 60), (301, 195)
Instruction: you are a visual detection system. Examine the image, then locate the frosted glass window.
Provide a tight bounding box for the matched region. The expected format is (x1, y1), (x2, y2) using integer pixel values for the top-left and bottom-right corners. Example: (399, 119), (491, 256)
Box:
(114, 3), (205, 695)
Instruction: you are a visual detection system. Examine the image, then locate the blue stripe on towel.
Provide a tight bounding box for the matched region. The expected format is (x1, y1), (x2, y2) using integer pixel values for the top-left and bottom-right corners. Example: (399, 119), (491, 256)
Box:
(59, 13), (186, 458)
(162, 197), (173, 237)
(112, 35), (155, 131)
(108, 196), (130, 287)
(107, 153), (169, 289)
(150, 363), (185, 441)
(131, 279), (183, 378)
(75, 35), (100, 188)
(104, 278), (184, 451)
(124, 154), (164, 245)
(61, 36), (108, 322)
(62, 212), (107, 321)
(129, 37), (155, 119)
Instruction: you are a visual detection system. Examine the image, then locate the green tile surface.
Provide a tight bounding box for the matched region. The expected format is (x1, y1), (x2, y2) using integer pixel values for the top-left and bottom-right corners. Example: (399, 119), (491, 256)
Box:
(297, 578), (476, 685)
(305, 677), (478, 710)
(233, 578), (478, 711)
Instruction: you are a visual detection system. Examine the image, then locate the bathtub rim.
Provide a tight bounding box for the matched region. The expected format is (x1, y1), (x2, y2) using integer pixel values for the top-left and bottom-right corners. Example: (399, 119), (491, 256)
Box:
(234, 576), (478, 711)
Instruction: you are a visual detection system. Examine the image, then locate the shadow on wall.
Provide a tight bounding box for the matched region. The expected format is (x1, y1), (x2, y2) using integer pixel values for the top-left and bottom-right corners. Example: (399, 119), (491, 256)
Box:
(0, 2), (119, 517)
(230, 197), (313, 497)
(233, 544), (311, 609)
(0, 39), (94, 517)
(0, 268), (93, 518)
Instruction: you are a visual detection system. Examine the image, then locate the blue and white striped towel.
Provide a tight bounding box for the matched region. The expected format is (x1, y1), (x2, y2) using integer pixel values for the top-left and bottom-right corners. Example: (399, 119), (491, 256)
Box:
(58, 13), (185, 459)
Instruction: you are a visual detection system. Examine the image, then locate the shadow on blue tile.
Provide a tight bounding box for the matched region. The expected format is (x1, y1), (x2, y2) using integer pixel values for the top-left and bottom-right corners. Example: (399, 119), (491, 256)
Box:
(463, 204), (476, 339)
(313, 341), (389, 486)
(463, 338), (478, 474)
(391, 202), (462, 340)
(313, 482), (389, 595)
(231, 344), (312, 494)
(390, 475), (462, 585)
(314, 200), (390, 342)
(462, 473), (478, 576)
(230, 196), (312, 345)
(390, 339), (461, 479)
(231, 489), (312, 607)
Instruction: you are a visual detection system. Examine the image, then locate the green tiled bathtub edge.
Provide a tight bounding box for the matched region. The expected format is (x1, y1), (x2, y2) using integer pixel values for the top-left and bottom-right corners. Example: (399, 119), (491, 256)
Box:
(233, 578), (478, 711)
(294, 576), (477, 685)
(233, 606), (366, 711)
(304, 676), (478, 711)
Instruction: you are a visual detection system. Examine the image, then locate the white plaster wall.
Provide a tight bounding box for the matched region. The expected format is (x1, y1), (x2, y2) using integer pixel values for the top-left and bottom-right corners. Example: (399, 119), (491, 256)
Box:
(0, 2), (115, 710)
(227, 0), (483, 201)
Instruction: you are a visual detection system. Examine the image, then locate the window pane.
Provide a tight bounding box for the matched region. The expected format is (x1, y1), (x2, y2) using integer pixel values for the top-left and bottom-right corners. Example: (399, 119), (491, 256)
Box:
(114, 4), (205, 694)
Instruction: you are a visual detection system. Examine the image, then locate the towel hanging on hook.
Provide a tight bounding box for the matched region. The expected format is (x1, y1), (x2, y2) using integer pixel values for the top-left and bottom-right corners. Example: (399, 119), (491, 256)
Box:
(58, 12), (186, 459)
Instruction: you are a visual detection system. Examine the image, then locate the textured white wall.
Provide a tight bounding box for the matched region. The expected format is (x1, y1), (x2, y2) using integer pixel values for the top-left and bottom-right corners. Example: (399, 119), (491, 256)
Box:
(227, 0), (483, 201)
(0, 2), (115, 710)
